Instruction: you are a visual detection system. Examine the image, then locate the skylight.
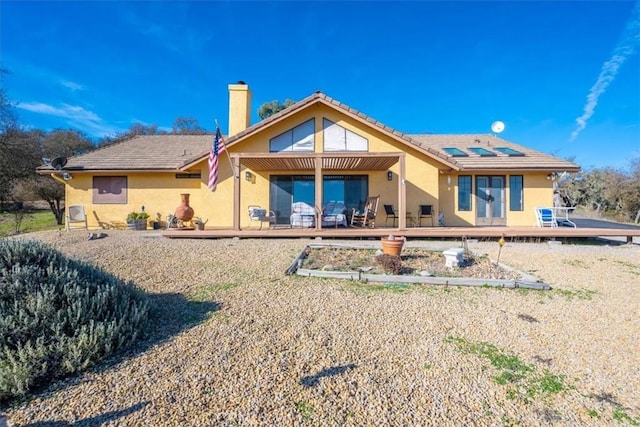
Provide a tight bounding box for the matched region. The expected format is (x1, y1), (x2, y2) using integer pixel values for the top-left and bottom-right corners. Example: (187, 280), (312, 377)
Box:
(495, 147), (525, 156)
(443, 147), (468, 157)
(468, 147), (496, 157)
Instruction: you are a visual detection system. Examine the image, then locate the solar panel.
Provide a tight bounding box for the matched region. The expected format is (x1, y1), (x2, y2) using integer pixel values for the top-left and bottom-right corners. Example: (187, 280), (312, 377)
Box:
(495, 147), (525, 156)
(468, 147), (496, 157)
(443, 147), (468, 157)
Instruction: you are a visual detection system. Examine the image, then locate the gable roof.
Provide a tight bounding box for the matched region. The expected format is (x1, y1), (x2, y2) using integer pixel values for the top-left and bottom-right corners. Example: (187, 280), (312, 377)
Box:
(222, 91), (459, 170)
(37, 91), (579, 174)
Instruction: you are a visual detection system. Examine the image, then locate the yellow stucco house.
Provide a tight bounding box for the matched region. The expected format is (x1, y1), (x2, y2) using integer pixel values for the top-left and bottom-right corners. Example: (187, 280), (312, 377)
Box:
(38, 82), (579, 230)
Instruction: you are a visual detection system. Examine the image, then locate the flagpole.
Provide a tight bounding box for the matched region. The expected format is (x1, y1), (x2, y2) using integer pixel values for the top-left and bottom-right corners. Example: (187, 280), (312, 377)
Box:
(214, 119), (238, 179)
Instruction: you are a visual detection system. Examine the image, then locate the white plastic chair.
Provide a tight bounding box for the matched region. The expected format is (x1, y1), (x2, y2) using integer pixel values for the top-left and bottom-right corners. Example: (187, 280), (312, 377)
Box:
(66, 205), (88, 231)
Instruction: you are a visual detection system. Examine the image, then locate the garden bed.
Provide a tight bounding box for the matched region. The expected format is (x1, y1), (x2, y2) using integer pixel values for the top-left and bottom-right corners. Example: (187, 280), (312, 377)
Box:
(288, 244), (550, 290)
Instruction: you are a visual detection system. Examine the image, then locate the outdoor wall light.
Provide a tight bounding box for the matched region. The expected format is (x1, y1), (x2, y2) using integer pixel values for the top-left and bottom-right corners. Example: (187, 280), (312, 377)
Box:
(245, 171), (252, 181)
(387, 171), (393, 181)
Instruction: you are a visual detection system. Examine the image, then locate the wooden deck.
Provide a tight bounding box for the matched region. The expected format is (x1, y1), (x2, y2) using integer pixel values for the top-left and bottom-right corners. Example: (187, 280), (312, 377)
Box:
(163, 225), (640, 242)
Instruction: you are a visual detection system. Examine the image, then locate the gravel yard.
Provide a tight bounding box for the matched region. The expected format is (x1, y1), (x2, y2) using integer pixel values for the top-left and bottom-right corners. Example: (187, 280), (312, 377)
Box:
(3, 231), (640, 426)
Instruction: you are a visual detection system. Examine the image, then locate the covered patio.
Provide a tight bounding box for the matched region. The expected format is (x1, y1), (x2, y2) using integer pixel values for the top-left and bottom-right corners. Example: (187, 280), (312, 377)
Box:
(229, 151), (413, 230)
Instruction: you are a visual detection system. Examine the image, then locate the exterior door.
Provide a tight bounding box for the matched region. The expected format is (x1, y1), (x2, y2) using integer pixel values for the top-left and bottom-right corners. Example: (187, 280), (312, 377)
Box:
(476, 176), (506, 226)
(270, 175), (314, 225)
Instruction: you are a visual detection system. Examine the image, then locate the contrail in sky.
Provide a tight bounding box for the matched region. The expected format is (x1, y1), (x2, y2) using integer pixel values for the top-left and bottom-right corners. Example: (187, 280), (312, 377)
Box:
(570, 2), (640, 142)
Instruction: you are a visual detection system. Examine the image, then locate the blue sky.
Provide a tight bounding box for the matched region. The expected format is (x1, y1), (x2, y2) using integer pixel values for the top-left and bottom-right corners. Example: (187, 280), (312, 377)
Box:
(2, 1), (639, 170)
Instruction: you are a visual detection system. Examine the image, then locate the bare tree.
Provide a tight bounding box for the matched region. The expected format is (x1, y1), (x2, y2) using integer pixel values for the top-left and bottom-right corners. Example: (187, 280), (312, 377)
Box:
(172, 116), (207, 134)
(558, 158), (640, 223)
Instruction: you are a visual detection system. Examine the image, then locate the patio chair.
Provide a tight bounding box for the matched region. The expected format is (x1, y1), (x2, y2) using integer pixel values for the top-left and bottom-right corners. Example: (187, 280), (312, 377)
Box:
(351, 195), (379, 228)
(535, 207), (558, 228)
(65, 205), (88, 232)
(248, 205), (276, 230)
(383, 204), (399, 227)
(321, 201), (348, 228)
(418, 204), (434, 227)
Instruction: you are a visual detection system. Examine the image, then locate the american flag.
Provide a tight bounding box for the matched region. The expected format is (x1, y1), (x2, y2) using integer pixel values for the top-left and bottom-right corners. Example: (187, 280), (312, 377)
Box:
(208, 127), (226, 191)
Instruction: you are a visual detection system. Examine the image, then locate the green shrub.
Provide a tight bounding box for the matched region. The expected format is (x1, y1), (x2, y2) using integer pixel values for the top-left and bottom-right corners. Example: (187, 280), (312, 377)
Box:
(0, 239), (150, 402)
(126, 212), (149, 223)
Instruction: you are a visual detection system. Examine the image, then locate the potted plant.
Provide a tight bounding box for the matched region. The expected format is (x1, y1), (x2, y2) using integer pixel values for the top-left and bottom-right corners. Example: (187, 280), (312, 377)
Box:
(126, 212), (150, 230)
(381, 234), (405, 256)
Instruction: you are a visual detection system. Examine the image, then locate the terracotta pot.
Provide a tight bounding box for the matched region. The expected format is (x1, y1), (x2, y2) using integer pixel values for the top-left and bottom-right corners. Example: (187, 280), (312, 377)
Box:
(381, 236), (405, 256)
(175, 193), (195, 221)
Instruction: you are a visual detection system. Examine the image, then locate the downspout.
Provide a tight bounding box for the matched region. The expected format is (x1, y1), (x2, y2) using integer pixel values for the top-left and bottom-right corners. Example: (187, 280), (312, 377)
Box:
(50, 173), (66, 184)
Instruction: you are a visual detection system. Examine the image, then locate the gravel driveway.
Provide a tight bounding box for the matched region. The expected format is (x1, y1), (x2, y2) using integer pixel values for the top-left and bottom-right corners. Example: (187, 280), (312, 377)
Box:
(4, 231), (639, 426)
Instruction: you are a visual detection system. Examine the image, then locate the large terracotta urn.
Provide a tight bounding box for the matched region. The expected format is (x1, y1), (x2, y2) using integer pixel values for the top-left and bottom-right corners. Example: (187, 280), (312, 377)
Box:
(175, 193), (195, 221)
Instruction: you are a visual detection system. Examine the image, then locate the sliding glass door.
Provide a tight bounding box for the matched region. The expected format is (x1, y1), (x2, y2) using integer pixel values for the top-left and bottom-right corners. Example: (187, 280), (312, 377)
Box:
(269, 175), (368, 225)
(270, 176), (313, 225)
(323, 175), (368, 212)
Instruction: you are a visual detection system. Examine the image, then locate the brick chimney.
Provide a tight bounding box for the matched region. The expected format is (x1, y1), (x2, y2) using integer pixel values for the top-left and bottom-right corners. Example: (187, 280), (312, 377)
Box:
(228, 81), (252, 137)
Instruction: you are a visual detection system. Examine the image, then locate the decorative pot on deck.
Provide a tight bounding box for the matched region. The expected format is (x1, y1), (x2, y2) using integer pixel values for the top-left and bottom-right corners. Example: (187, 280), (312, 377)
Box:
(381, 235), (405, 256)
(175, 193), (194, 222)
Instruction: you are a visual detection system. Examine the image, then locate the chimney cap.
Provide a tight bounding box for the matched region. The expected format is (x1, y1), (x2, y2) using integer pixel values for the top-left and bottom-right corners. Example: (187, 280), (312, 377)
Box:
(237, 80), (247, 85)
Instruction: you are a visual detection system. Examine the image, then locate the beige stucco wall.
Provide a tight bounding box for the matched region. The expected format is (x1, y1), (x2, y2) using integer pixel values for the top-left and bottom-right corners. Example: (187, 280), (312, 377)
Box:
(64, 171), (208, 229)
(437, 171), (554, 227)
(62, 104), (555, 229)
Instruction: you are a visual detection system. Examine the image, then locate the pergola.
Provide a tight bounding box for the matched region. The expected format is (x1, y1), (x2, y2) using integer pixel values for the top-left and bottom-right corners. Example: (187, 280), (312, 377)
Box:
(229, 152), (407, 230)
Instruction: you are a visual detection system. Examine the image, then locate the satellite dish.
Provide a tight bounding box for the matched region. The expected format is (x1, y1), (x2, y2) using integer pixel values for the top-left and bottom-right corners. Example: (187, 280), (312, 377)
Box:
(51, 157), (68, 170)
(491, 121), (505, 134)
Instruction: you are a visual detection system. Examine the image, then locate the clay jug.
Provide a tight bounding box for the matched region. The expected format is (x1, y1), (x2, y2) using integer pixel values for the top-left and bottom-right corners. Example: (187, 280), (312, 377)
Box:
(175, 193), (194, 221)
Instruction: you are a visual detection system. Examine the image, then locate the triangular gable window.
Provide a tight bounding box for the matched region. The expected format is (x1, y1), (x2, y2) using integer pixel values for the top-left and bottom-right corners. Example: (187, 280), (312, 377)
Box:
(269, 119), (315, 152)
(323, 119), (368, 152)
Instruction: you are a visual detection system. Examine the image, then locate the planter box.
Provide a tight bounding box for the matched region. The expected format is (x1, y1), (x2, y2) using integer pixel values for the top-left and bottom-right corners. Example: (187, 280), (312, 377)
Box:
(127, 219), (147, 230)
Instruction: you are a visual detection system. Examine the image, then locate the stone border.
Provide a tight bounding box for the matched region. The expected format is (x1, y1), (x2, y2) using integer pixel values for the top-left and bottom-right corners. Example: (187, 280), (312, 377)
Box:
(286, 243), (551, 290)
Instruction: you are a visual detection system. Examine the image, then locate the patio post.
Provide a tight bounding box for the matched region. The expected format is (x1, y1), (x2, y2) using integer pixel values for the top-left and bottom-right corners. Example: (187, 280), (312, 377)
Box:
(398, 153), (406, 229)
(314, 156), (322, 230)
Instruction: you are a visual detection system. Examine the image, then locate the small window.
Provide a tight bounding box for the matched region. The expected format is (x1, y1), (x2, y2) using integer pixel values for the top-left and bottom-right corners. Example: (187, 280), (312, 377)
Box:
(509, 175), (524, 211)
(443, 147), (468, 157)
(323, 119), (368, 151)
(176, 173), (201, 179)
(495, 147), (525, 156)
(458, 175), (472, 211)
(468, 147), (496, 156)
(270, 119), (315, 152)
(93, 176), (127, 204)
